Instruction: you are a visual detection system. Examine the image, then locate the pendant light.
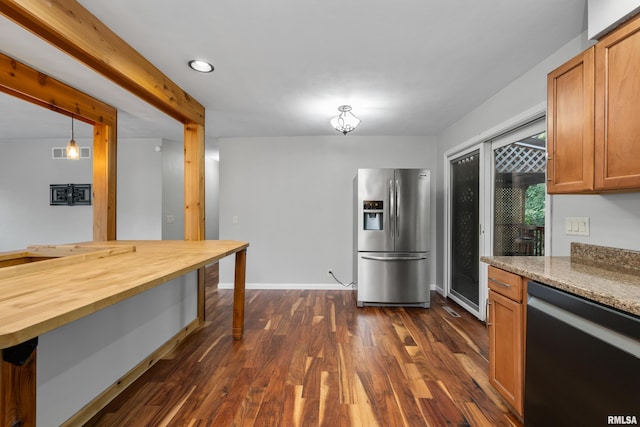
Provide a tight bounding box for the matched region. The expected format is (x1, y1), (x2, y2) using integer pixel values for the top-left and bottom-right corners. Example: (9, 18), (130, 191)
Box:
(330, 105), (361, 135)
(66, 115), (80, 160)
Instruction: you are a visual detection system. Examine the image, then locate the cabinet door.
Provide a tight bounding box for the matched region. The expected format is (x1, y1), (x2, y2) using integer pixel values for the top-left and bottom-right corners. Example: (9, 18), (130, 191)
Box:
(595, 15), (640, 190)
(547, 47), (595, 194)
(488, 290), (524, 416)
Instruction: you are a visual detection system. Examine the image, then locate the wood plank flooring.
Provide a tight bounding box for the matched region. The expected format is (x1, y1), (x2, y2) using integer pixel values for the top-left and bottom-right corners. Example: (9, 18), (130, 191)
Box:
(86, 288), (522, 426)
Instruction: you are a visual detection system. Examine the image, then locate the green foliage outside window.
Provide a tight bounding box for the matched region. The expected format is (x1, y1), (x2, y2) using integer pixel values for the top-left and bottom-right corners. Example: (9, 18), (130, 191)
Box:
(525, 183), (545, 226)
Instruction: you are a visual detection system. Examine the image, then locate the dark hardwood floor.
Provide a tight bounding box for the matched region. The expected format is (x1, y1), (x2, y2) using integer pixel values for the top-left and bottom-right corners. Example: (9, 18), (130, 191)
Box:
(86, 287), (521, 426)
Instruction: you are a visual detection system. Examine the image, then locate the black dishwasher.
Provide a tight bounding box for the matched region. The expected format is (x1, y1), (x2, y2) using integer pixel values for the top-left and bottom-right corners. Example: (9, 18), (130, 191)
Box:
(525, 281), (640, 427)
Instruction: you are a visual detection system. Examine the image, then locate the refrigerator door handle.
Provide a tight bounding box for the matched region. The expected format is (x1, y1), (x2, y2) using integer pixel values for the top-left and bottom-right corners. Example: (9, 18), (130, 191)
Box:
(395, 178), (400, 238)
(389, 178), (395, 238)
(361, 255), (428, 262)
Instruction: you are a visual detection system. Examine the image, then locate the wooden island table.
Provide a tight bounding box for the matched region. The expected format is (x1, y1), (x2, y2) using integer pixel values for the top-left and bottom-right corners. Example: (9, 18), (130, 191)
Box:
(0, 240), (248, 427)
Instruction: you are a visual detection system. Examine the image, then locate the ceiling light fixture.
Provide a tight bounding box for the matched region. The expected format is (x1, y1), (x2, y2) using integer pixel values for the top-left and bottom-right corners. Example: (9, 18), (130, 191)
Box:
(330, 105), (360, 135)
(66, 115), (80, 160)
(188, 59), (214, 73)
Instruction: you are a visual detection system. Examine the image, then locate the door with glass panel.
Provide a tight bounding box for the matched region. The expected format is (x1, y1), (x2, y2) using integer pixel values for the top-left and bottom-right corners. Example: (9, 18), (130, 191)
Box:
(445, 118), (547, 320)
(491, 121), (547, 258)
(448, 149), (481, 313)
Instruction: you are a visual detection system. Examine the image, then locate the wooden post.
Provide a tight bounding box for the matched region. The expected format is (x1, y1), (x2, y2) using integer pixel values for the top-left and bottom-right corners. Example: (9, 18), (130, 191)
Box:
(184, 122), (207, 324)
(93, 122), (117, 241)
(184, 122), (205, 241)
(232, 249), (247, 340)
(1, 345), (37, 427)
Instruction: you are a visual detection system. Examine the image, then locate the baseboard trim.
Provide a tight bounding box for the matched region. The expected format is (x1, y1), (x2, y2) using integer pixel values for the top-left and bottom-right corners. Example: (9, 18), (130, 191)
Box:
(219, 283), (439, 291)
(61, 317), (202, 426)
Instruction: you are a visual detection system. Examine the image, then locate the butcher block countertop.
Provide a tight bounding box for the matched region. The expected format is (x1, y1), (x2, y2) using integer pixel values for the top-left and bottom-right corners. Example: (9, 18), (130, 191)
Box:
(0, 240), (249, 349)
(481, 243), (640, 317)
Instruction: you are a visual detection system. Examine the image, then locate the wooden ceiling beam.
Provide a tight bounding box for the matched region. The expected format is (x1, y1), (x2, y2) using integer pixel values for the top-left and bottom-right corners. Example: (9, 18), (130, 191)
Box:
(0, 0), (205, 126)
(0, 51), (119, 242)
(0, 52), (116, 126)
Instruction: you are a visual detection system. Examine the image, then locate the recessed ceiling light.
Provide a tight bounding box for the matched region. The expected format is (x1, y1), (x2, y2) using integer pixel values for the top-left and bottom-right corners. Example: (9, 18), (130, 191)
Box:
(188, 60), (214, 73)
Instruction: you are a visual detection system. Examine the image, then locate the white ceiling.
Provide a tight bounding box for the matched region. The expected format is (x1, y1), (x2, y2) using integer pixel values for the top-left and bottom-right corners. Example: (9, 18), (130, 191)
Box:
(0, 0), (587, 143)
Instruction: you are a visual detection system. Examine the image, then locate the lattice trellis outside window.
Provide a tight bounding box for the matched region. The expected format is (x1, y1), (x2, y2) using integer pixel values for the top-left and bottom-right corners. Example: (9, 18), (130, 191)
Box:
(493, 141), (546, 256)
(494, 144), (546, 174)
(494, 188), (525, 255)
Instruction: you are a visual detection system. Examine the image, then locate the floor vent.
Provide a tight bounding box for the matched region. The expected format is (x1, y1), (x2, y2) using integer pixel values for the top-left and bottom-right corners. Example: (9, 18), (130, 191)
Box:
(52, 147), (91, 159)
(442, 306), (461, 318)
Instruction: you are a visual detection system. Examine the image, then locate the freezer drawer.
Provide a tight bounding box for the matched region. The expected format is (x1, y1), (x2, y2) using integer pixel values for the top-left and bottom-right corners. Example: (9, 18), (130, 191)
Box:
(357, 252), (430, 307)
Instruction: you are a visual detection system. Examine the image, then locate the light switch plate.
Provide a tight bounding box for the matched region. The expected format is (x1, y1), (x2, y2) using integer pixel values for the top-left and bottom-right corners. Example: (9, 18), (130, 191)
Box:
(565, 217), (589, 236)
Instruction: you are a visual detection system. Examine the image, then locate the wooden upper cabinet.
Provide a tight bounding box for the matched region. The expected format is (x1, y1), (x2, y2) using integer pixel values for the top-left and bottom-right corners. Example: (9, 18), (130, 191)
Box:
(547, 13), (640, 194)
(595, 15), (640, 190)
(547, 47), (595, 194)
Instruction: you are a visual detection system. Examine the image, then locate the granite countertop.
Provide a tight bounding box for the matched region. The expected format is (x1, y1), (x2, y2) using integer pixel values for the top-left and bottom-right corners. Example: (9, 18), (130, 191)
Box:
(481, 243), (640, 317)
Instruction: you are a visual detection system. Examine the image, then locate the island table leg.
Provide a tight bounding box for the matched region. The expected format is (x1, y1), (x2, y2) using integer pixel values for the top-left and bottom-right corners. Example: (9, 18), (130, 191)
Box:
(197, 267), (206, 323)
(1, 343), (37, 427)
(232, 249), (247, 340)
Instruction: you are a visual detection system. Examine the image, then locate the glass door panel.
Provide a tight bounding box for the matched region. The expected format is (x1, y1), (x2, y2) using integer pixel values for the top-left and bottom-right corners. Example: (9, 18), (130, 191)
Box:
(493, 130), (547, 256)
(450, 150), (480, 310)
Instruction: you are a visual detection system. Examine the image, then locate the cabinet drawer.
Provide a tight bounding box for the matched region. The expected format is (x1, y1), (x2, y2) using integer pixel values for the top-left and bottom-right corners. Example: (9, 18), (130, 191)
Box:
(488, 266), (522, 302)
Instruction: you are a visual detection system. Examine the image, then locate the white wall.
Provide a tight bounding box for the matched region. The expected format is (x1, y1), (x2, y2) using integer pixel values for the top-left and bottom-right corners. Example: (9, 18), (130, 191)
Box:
(117, 138), (163, 239)
(218, 135), (437, 288)
(205, 153), (220, 240)
(160, 140), (220, 240)
(0, 138), (94, 251)
(437, 33), (594, 155)
(550, 192), (640, 255)
(588, 0), (640, 39)
(161, 139), (185, 240)
(37, 272), (197, 426)
(0, 138), (169, 251)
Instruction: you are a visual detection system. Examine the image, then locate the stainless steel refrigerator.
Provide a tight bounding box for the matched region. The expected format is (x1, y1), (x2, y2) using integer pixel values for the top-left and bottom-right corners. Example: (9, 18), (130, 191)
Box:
(355, 168), (431, 308)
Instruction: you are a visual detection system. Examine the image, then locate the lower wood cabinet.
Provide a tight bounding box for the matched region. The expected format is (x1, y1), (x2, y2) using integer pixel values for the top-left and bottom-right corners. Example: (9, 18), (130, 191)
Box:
(487, 266), (526, 417)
